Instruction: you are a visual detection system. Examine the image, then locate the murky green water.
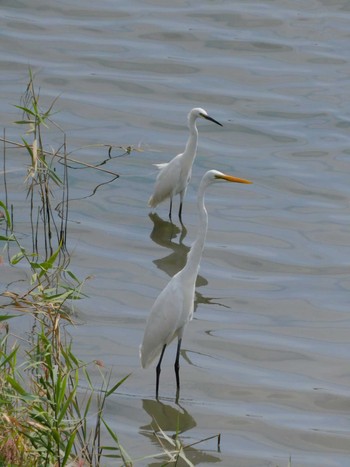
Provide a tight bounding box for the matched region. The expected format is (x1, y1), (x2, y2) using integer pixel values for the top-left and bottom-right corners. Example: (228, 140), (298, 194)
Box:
(2, 0), (350, 465)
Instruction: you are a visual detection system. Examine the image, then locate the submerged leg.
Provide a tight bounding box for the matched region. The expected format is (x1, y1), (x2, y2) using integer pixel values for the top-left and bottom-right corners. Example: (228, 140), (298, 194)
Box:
(168, 198), (173, 222)
(156, 344), (167, 399)
(174, 337), (182, 399)
(178, 191), (185, 224)
(178, 202), (183, 225)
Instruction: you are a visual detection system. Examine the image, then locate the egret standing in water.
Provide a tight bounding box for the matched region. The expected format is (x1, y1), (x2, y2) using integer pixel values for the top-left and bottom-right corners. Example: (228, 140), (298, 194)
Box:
(141, 169), (252, 400)
(148, 108), (223, 223)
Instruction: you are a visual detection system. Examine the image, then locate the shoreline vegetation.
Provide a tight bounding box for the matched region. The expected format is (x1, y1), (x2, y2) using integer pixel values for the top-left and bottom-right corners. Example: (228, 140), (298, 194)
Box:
(0, 70), (135, 466)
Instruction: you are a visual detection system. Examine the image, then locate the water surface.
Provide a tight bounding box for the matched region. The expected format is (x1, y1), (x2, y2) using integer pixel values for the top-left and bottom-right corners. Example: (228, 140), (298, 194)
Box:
(1, 0), (350, 465)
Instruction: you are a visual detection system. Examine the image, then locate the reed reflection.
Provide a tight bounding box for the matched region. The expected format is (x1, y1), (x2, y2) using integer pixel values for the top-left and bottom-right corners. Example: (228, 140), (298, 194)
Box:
(140, 398), (220, 466)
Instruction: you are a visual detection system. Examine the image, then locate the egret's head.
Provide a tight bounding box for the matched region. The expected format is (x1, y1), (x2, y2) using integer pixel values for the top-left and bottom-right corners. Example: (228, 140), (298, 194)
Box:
(199, 169), (251, 197)
(189, 108), (223, 127)
(208, 169), (252, 185)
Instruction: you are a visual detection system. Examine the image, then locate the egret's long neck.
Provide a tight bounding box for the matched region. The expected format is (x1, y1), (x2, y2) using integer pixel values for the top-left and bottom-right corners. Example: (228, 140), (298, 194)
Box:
(182, 181), (208, 280)
(183, 114), (198, 162)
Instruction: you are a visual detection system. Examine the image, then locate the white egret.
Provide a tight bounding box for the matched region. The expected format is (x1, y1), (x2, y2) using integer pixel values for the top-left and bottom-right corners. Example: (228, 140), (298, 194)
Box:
(148, 108), (223, 223)
(140, 169), (252, 399)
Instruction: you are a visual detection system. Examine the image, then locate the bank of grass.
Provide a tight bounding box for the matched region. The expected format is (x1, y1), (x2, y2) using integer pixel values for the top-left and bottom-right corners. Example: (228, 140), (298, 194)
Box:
(0, 72), (133, 466)
(0, 297), (130, 466)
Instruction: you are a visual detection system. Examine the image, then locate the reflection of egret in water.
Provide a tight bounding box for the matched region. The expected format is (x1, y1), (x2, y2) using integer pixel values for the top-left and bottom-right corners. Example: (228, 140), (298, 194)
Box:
(140, 398), (221, 466)
(149, 212), (189, 278)
(149, 213), (228, 313)
(141, 398), (196, 433)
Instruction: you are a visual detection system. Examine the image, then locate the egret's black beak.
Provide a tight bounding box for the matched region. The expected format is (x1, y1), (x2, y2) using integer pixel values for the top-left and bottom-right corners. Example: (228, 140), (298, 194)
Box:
(203, 114), (223, 127)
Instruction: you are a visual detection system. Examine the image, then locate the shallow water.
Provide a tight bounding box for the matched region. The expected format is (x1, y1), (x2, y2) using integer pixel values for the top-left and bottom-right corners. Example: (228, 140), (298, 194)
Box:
(1, 0), (350, 465)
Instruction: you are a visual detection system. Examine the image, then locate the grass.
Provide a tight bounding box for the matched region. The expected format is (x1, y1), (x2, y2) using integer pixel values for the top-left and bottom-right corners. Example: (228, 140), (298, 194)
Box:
(0, 70), (132, 466)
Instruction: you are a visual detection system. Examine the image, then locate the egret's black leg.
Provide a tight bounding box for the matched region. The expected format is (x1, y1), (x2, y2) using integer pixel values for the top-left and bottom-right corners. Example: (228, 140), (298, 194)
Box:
(178, 202), (183, 225)
(156, 344), (167, 399)
(168, 198), (173, 222)
(174, 338), (182, 398)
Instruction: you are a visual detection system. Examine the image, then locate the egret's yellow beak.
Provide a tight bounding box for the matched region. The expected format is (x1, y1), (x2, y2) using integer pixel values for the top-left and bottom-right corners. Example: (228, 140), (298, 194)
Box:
(215, 173), (252, 184)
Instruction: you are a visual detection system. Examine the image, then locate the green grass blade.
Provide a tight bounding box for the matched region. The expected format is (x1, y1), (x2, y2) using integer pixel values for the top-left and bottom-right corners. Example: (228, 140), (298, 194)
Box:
(6, 375), (28, 396)
(105, 373), (131, 397)
(0, 201), (12, 229)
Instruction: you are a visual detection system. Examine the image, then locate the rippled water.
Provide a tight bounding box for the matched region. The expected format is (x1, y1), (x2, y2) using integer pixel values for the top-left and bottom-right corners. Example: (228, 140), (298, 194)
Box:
(2, 0), (350, 465)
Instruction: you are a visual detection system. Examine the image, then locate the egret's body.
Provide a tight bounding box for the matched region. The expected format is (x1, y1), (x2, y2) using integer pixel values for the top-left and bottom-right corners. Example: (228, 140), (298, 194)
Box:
(141, 169), (252, 399)
(148, 108), (222, 222)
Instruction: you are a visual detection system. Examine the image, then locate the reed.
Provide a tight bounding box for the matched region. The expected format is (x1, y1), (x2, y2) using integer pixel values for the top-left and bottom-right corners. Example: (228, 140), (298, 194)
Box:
(0, 71), (131, 466)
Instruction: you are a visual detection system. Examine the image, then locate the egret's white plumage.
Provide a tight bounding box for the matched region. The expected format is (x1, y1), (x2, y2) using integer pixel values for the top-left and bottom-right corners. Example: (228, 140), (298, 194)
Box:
(141, 169), (252, 399)
(148, 108), (223, 222)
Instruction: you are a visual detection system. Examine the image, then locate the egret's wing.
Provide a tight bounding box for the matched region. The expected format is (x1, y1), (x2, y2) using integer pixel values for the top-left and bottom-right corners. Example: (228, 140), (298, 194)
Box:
(140, 278), (184, 368)
(148, 156), (182, 207)
(153, 162), (168, 170)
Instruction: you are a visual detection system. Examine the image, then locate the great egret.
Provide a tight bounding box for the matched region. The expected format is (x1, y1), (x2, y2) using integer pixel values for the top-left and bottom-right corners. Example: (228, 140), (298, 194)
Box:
(140, 169), (252, 399)
(148, 108), (223, 223)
